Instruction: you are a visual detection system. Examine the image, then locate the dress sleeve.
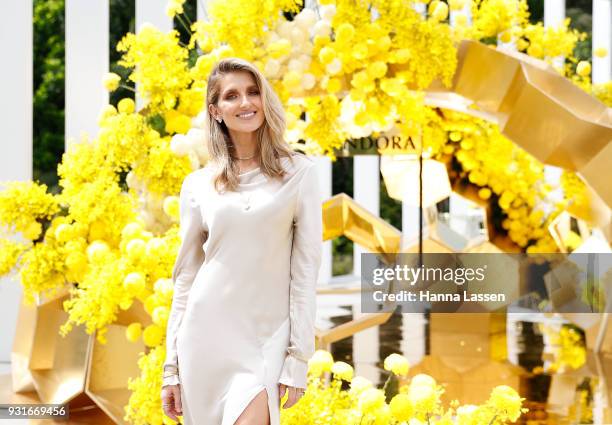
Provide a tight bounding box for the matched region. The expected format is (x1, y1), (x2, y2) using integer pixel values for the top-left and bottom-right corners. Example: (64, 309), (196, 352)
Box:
(278, 162), (323, 389)
(162, 173), (207, 387)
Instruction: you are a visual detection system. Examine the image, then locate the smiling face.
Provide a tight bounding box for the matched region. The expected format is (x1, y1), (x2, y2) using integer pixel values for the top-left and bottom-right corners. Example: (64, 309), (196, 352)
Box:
(209, 71), (265, 136)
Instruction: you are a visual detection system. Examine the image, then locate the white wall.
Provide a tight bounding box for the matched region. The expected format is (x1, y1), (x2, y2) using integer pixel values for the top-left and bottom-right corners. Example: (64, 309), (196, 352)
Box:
(0, 0), (33, 363)
(65, 0), (109, 147)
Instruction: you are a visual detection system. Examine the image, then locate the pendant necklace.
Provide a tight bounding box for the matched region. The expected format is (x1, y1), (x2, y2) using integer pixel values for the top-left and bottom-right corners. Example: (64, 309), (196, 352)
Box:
(241, 191), (252, 211)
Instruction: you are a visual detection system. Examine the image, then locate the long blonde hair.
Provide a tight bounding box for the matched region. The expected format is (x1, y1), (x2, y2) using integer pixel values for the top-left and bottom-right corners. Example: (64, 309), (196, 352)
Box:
(205, 57), (296, 193)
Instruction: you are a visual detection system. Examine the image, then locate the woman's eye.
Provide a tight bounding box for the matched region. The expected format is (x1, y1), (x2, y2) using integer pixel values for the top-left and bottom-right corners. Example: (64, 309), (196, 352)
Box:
(249, 91), (260, 96)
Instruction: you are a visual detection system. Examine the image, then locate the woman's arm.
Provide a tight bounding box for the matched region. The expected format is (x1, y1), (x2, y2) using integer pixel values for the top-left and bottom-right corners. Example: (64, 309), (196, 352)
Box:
(163, 172), (207, 387)
(278, 162), (323, 389)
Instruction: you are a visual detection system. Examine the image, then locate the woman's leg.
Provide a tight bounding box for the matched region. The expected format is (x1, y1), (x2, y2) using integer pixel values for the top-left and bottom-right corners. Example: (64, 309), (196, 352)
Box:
(233, 388), (270, 425)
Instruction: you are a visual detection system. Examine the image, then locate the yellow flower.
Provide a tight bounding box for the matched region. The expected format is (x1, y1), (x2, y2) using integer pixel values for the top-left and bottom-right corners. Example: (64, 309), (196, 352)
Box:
(165, 109), (191, 134)
(594, 47), (608, 58)
(308, 350), (334, 376)
(576, 61), (591, 77)
(335, 23), (355, 44)
(87, 240), (110, 263)
(124, 272), (146, 296)
(165, 0), (185, 18)
(318, 46), (336, 64)
(456, 404), (480, 425)
(143, 324), (163, 347)
(126, 239), (147, 262)
(349, 376), (373, 397)
(431, 1), (449, 21)
(358, 388), (385, 413)
(383, 353), (410, 376)
(366, 61), (388, 80)
(163, 196), (180, 220)
(152, 306), (170, 327)
(103, 72), (121, 91)
(499, 30), (513, 43)
(267, 39), (292, 59)
(126, 322), (142, 342)
(282, 71), (302, 92)
(389, 393), (413, 421)
(0, 238), (29, 276)
(326, 77), (342, 94)
(487, 385), (524, 422)
(118, 98), (135, 114)
(122, 221), (144, 240)
(331, 361), (354, 381)
(308, 349), (334, 375)
(478, 187), (492, 200)
(23, 221), (42, 240)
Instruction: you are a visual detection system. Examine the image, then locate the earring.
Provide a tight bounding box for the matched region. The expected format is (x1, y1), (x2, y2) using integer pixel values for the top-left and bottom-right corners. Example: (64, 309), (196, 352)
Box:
(216, 117), (222, 123)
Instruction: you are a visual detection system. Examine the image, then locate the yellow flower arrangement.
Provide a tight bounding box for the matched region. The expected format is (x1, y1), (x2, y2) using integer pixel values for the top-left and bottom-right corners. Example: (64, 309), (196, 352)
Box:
(0, 0), (604, 422)
(279, 350), (525, 424)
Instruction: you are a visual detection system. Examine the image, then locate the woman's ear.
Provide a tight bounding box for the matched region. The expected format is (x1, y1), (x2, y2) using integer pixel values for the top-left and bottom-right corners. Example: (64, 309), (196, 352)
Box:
(208, 104), (219, 121)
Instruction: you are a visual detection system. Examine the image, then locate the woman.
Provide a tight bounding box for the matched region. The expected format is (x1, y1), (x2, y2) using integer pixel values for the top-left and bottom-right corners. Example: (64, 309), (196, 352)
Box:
(160, 57), (322, 425)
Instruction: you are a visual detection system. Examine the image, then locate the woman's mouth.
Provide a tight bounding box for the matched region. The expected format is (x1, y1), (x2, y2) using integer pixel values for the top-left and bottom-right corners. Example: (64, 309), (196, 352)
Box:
(236, 111), (257, 119)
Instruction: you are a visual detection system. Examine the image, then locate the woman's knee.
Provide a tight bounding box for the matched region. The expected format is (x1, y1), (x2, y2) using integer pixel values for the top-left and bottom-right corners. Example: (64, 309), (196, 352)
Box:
(233, 389), (270, 425)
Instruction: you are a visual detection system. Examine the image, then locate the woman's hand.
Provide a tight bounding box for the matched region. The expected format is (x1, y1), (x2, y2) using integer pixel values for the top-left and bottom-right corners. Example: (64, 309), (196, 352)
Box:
(161, 384), (183, 421)
(278, 383), (305, 409)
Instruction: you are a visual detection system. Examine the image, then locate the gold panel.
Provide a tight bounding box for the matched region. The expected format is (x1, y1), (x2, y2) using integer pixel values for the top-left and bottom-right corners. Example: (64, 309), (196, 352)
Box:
(86, 324), (147, 425)
(11, 296), (37, 393)
(7, 289), (151, 424)
(579, 140), (612, 209)
(27, 289), (94, 408)
(315, 312), (393, 350)
(408, 355), (524, 405)
(499, 64), (610, 171)
(322, 193), (402, 263)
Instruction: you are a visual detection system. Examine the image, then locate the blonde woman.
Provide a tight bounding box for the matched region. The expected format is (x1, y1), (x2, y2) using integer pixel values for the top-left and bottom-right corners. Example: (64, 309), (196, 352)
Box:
(160, 57), (322, 425)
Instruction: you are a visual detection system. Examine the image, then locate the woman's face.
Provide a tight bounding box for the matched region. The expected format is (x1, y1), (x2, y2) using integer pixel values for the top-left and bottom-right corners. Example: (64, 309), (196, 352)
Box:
(210, 71), (265, 135)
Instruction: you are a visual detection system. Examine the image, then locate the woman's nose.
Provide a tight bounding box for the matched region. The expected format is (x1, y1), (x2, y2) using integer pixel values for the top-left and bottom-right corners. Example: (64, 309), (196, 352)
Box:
(240, 95), (251, 107)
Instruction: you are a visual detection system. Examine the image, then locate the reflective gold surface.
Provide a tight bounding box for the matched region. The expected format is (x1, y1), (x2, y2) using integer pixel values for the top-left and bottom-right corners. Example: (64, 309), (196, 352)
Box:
(427, 40), (612, 233)
(11, 296), (37, 394)
(28, 290), (93, 407)
(322, 193), (402, 264)
(86, 324), (146, 425)
(5, 291), (152, 424)
(315, 312), (393, 351)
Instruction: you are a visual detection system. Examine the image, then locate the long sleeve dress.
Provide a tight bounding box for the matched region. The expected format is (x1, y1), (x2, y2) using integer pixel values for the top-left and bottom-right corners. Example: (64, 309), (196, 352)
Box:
(162, 152), (322, 425)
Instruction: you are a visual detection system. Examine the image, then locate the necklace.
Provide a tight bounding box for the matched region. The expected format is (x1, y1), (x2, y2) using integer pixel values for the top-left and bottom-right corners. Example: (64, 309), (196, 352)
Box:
(240, 191), (252, 211)
(234, 153), (256, 160)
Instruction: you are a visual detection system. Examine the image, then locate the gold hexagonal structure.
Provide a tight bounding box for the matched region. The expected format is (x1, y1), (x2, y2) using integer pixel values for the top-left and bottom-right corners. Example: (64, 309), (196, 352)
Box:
(322, 193), (402, 264)
(85, 324), (147, 425)
(23, 287), (94, 408)
(9, 286), (152, 424)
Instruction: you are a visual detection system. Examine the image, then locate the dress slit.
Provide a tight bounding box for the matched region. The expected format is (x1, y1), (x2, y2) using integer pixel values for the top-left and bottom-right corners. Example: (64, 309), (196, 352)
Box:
(225, 385), (272, 425)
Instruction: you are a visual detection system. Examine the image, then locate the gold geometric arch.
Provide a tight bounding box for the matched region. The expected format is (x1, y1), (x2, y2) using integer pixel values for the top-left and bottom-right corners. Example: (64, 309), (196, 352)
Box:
(421, 40), (612, 238)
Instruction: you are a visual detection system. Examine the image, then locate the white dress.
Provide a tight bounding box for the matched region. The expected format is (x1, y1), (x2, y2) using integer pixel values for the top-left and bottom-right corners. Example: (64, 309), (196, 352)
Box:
(162, 153), (322, 425)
